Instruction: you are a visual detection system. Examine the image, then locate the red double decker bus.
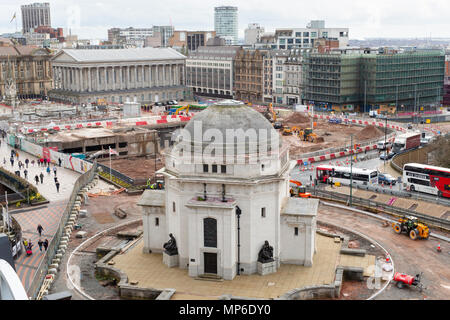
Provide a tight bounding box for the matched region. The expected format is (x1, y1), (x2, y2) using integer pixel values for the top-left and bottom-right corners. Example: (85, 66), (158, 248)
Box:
(403, 163), (450, 198)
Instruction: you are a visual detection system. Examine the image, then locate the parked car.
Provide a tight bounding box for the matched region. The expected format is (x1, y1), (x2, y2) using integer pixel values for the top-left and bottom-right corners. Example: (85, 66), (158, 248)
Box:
(378, 173), (397, 185)
(377, 141), (392, 150)
(407, 123), (413, 129)
(379, 151), (395, 160)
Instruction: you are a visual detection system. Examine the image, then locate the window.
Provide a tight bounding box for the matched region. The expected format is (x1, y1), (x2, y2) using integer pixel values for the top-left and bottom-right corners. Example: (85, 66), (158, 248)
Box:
(204, 218), (217, 248)
(295, 227), (299, 236)
(155, 217), (159, 226)
(212, 164), (217, 173)
(311, 32), (317, 37)
(173, 202), (176, 212)
(203, 164), (208, 173)
(322, 32), (328, 38)
(221, 165), (226, 173)
(303, 32), (309, 37)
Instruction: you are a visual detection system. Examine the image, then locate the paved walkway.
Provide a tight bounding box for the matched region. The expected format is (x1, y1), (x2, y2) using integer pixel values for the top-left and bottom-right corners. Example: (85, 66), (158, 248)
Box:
(0, 139), (80, 202)
(111, 234), (374, 299)
(0, 137), (81, 292)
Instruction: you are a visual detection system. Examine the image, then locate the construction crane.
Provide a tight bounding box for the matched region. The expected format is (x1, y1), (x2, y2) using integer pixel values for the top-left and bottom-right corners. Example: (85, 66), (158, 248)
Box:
(175, 105), (190, 116)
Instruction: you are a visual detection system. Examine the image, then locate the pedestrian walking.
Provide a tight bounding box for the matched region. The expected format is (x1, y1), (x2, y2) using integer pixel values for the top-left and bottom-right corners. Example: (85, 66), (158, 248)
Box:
(39, 172), (44, 184)
(35, 174), (39, 184)
(56, 181), (60, 193)
(46, 166), (51, 175)
(31, 159), (35, 166)
(3, 157), (6, 165)
(39, 158), (44, 166)
(15, 150), (19, 159)
(38, 239), (43, 252)
(10, 156), (14, 167)
(25, 158), (29, 168)
(43, 239), (48, 251)
(37, 224), (44, 237)
(24, 169), (28, 179)
(53, 166), (57, 176)
(54, 176), (58, 183)
(58, 157), (62, 167)
(47, 158), (51, 167)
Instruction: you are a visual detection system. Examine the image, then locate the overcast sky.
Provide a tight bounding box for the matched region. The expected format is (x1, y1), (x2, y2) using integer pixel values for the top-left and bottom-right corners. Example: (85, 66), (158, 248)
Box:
(1, 0), (450, 40)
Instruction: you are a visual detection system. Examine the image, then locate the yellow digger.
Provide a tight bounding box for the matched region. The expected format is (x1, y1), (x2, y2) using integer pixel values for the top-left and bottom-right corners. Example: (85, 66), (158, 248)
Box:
(282, 126), (293, 135)
(392, 216), (429, 240)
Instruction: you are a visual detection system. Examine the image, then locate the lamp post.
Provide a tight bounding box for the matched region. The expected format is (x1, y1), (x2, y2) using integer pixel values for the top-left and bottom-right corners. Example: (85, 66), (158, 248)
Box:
(383, 115), (388, 169)
(349, 134), (354, 207)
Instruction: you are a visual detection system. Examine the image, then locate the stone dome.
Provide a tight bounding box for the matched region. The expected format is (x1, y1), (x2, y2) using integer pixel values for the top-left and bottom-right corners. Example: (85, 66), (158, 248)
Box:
(178, 100), (282, 156)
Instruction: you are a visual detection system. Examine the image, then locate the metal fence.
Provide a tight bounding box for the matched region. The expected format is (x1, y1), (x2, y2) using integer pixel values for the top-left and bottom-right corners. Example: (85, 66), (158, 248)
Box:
(307, 186), (450, 231)
(27, 163), (97, 299)
(87, 160), (135, 186)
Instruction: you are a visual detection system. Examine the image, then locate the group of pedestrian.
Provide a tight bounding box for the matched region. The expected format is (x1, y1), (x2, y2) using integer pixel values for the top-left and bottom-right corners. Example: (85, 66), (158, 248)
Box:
(22, 225), (49, 256)
(38, 157), (51, 167)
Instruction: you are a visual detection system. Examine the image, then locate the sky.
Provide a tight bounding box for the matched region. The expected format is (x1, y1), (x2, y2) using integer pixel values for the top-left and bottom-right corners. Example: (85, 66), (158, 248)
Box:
(1, 0), (450, 40)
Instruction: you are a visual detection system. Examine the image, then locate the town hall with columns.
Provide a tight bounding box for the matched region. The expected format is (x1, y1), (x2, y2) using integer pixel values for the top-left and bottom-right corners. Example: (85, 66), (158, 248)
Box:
(138, 100), (318, 280)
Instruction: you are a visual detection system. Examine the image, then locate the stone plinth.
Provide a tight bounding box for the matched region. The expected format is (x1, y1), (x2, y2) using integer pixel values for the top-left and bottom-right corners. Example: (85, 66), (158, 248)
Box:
(257, 261), (277, 276)
(163, 252), (179, 268)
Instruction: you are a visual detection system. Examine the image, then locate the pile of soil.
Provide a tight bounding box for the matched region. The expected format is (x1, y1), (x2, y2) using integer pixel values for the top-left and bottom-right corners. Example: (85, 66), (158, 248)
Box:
(354, 125), (384, 141)
(283, 112), (310, 126)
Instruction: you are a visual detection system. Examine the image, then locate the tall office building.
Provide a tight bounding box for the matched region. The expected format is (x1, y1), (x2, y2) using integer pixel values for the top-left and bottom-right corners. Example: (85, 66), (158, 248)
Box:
(21, 3), (51, 33)
(214, 6), (238, 45)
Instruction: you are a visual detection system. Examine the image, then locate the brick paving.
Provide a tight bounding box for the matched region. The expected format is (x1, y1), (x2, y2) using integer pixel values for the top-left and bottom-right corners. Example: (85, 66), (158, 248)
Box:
(111, 234), (371, 300)
(12, 201), (68, 291)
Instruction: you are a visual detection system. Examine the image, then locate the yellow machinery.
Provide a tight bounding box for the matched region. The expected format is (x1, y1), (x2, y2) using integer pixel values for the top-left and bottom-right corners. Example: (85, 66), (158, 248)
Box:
(392, 216), (429, 240)
(97, 98), (107, 106)
(282, 126), (293, 135)
(289, 180), (311, 198)
(175, 105), (190, 116)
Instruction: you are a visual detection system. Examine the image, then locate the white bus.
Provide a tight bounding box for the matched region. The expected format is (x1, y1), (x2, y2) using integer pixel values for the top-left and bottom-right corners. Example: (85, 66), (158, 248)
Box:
(316, 165), (378, 186)
(403, 163), (450, 198)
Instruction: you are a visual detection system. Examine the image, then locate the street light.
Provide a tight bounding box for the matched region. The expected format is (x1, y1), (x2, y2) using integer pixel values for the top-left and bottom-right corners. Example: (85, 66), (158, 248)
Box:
(349, 134), (354, 207)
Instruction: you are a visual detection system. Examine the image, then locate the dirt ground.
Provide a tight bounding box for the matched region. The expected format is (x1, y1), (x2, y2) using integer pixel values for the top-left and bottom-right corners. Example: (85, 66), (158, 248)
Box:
(283, 119), (385, 159)
(49, 193), (143, 300)
(99, 157), (165, 185)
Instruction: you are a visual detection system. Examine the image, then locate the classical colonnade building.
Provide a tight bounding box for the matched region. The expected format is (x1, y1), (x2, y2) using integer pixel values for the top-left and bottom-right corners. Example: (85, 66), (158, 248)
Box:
(49, 47), (188, 104)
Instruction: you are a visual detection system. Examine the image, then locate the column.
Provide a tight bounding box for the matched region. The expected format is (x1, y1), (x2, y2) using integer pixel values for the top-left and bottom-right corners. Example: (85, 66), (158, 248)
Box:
(104, 67), (107, 91)
(88, 67), (91, 92)
(148, 64), (152, 88)
(96, 67), (99, 91)
(119, 66), (123, 90)
(111, 66), (116, 90)
(126, 66), (130, 90)
(141, 65), (145, 88)
(134, 65), (137, 89)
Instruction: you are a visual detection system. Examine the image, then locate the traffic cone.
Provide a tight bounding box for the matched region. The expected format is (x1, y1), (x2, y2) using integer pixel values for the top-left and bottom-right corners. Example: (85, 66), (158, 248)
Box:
(437, 244), (442, 253)
(385, 255), (390, 263)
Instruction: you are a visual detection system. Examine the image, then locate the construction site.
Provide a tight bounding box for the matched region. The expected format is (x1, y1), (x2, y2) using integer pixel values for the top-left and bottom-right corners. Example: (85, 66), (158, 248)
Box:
(261, 107), (387, 159)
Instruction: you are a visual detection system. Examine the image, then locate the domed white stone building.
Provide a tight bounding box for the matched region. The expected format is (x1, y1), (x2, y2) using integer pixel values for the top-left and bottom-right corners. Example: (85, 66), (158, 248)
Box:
(139, 100), (318, 280)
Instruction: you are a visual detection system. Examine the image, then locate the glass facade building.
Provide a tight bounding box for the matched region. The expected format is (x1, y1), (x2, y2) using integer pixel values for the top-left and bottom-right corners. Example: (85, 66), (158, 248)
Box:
(214, 6), (238, 45)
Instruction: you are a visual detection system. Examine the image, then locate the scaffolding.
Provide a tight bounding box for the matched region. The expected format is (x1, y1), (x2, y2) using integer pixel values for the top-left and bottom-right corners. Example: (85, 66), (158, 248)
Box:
(303, 50), (445, 111)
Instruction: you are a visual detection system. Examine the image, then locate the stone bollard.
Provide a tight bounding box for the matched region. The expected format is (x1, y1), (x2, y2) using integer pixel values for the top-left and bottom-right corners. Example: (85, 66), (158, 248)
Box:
(55, 253), (63, 259)
(50, 263), (59, 270)
(60, 240), (68, 246)
(48, 268), (57, 275)
(59, 244), (67, 250)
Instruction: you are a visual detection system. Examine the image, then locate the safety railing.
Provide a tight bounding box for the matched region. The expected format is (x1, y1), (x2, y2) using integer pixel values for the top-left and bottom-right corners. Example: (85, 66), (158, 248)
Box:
(306, 186), (450, 231)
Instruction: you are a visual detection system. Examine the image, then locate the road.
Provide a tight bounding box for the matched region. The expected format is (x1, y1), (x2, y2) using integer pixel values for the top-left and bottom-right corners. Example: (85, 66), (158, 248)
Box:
(318, 203), (450, 300)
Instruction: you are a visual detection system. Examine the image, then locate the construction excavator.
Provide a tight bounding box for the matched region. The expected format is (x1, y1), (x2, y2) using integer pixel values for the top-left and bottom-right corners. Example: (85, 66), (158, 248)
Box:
(298, 128), (321, 143)
(289, 180), (311, 198)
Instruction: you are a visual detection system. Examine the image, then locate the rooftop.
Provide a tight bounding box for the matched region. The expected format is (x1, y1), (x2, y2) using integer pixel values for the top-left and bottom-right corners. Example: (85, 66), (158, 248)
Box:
(282, 198), (319, 216)
(53, 47), (186, 63)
